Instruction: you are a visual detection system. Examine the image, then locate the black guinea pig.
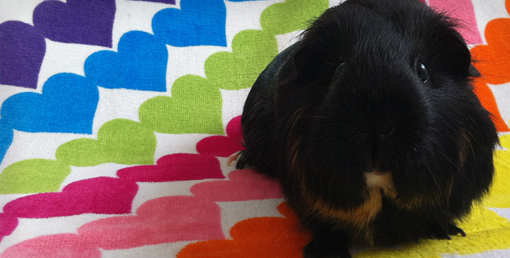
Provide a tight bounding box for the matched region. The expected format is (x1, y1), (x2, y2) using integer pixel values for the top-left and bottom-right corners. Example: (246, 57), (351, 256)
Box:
(232, 0), (499, 257)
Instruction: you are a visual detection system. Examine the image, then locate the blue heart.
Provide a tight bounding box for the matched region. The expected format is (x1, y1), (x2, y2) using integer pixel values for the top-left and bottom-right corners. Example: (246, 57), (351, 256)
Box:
(84, 31), (168, 91)
(0, 122), (13, 164)
(152, 0), (227, 47)
(1, 73), (98, 134)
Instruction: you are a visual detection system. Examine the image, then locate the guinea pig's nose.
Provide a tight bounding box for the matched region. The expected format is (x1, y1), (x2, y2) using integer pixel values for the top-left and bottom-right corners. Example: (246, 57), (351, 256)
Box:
(379, 125), (395, 137)
(353, 126), (369, 135)
(353, 124), (394, 138)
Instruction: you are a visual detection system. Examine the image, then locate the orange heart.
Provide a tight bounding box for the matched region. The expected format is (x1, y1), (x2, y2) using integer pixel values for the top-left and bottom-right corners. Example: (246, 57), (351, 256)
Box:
(177, 202), (312, 258)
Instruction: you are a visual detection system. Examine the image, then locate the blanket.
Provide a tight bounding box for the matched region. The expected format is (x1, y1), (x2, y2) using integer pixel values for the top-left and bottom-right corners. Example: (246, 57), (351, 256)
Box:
(0, 0), (509, 257)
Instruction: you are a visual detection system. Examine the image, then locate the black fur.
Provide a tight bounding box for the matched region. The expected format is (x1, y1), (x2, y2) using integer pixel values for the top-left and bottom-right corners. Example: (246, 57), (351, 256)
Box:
(236, 0), (499, 257)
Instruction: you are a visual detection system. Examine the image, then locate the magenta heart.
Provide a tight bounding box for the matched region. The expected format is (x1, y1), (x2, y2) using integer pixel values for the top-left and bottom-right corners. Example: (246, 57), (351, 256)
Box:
(196, 116), (244, 157)
(0, 21), (46, 89)
(117, 153), (224, 182)
(0, 213), (18, 242)
(3, 177), (138, 218)
(78, 196), (225, 249)
(33, 0), (116, 47)
(224, 116), (243, 140)
(190, 169), (283, 201)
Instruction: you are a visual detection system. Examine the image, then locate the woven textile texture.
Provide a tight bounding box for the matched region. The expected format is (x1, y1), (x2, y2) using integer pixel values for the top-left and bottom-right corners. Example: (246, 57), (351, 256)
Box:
(1, 0), (509, 257)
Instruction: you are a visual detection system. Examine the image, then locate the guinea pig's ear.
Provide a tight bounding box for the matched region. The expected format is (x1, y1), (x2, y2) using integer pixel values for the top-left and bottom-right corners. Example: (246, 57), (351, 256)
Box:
(292, 45), (338, 83)
(446, 27), (480, 79)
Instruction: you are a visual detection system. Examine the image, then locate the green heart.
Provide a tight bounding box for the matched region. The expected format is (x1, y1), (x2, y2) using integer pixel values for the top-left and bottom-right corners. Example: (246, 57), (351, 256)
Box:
(0, 159), (71, 194)
(205, 30), (278, 90)
(260, 0), (329, 35)
(139, 75), (224, 134)
(56, 119), (156, 166)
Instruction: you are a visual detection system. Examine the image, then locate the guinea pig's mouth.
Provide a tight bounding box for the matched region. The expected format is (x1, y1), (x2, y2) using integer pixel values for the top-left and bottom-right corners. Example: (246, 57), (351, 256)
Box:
(366, 171), (389, 176)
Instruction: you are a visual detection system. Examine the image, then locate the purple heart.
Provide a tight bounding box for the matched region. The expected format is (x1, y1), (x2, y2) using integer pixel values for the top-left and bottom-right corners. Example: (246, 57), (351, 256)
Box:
(33, 0), (116, 47)
(131, 0), (175, 4)
(0, 21), (46, 89)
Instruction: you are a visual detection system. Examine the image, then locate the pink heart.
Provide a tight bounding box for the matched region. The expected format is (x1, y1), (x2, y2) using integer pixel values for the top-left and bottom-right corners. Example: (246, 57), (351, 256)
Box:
(78, 196), (225, 249)
(191, 169), (283, 201)
(3, 177), (138, 218)
(196, 116), (244, 157)
(0, 234), (100, 258)
(428, 0), (483, 45)
(117, 153), (224, 182)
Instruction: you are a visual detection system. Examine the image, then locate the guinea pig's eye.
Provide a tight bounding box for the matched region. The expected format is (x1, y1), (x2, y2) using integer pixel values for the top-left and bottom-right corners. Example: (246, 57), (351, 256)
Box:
(335, 62), (346, 77)
(416, 60), (429, 83)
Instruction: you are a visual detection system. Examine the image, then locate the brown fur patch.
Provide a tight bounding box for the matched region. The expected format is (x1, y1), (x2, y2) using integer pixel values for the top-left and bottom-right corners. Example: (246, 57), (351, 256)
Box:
(325, 188), (380, 222)
(286, 107), (308, 187)
(459, 130), (474, 168)
(395, 196), (435, 211)
(307, 188), (382, 244)
(298, 173), (398, 244)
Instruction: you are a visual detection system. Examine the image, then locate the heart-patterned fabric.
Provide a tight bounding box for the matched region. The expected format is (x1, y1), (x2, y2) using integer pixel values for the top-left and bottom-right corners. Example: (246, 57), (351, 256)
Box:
(1, 0), (509, 257)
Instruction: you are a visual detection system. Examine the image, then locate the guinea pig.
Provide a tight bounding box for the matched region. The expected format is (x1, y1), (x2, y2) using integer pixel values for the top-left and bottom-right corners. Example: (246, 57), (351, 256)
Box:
(232, 0), (500, 257)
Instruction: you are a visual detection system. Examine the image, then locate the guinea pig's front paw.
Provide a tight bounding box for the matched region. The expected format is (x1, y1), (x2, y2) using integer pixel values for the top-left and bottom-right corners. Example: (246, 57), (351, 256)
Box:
(303, 233), (352, 258)
(227, 151), (242, 166)
(303, 244), (352, 258)
(428, 222), (466, 240)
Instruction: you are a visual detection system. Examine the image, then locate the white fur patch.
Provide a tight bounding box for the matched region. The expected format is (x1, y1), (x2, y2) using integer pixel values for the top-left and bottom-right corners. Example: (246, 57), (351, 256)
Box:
(365, 172), (384, 188)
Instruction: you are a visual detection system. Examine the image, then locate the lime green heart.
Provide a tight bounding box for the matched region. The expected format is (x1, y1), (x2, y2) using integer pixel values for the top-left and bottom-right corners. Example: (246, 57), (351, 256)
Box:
(205, 30), (278, 90)
(0, 159), (71, 194)
(139, 75), (224, 134)
(56, 119), (156, 166)
(261, 0), (329, 35)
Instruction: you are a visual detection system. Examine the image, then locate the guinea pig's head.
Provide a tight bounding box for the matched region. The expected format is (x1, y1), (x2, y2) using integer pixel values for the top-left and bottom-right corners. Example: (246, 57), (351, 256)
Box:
(281, 0), (498, 210)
